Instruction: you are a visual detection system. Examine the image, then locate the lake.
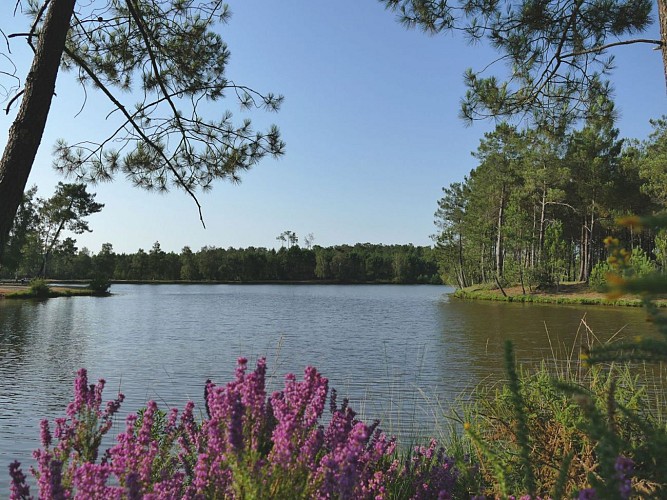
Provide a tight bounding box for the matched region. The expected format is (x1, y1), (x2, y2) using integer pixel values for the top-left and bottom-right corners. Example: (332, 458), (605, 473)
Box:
(0, 284), (652, 488)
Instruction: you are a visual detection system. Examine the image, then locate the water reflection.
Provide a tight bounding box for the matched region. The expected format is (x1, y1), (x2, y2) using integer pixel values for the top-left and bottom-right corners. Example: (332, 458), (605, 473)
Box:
(437, 299), (651, 384)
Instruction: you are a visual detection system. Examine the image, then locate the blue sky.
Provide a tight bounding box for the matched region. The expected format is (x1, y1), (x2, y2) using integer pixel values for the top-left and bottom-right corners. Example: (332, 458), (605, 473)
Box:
(1, 1), (666, 254)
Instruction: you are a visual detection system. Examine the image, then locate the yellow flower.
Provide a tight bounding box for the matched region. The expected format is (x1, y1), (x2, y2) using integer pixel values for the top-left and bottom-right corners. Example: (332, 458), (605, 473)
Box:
(463, 422), (471, 431)
(607, 256), (618, 264)
(617, 215), (643, 230)
(606, 273), (626, 286)
(603, 235), (614, 246)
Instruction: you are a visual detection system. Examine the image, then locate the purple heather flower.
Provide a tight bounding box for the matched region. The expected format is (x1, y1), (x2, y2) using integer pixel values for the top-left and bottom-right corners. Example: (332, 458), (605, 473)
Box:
(227, 393), (245, 453)
(72, 463), (122, 499)
(578, 488), (598, 499)
(8, 461), (31, 500)
(39, 420), (52, 449)
(615, 456), (634, 499)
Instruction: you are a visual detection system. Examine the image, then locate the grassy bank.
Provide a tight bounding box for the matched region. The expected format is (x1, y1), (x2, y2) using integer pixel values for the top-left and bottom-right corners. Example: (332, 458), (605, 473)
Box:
(452, 281), (667, 307)
(0, 279), (110, 299)
(1, 286), (108, 299)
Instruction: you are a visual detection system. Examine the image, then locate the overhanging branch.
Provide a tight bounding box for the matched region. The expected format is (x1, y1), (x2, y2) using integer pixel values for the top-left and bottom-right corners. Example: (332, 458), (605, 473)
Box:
(63, 46), (207, 228)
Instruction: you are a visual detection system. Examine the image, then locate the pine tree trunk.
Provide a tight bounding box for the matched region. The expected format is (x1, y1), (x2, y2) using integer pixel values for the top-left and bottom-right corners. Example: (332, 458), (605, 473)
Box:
(659, 0), (667, 92)
(480, 242), (486, 283)
(530, 204), (537, 268)
(538, 186), (547, 266)
(457, 232), (467, 287)
(496, 186), (506, 278)
(585, 202), (595, 281)
(578, 221), (587, 282)
(0, 0), (75, 263)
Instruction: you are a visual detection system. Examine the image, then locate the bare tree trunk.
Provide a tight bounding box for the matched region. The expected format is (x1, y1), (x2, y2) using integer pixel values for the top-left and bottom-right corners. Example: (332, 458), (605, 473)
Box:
(480, 242), (486, 283)
(530, 204), (537, 268)
(584, 202), (595, 281)
(457, 233), (468, 288)
(538, 185), (547, 266)
(0, 0), (75, 263)
(578, 221), (587, 282)
(496, 186), (506, 278)
(659, 0), (667, 92)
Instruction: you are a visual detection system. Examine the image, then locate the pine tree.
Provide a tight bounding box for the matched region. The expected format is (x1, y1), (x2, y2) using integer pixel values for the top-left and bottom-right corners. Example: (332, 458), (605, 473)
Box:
(381, 0), (660, 121)
(0, 1), (285, 263)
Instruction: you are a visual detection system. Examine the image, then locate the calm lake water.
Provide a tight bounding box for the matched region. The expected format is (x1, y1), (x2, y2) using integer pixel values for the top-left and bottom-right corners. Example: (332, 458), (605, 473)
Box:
(0, 284), (654, 488)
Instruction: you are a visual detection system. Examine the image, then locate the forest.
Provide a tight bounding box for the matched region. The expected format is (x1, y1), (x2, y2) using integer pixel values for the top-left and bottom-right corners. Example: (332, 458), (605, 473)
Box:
(1, 197), (440, 285)
(433, 102), (667, 291)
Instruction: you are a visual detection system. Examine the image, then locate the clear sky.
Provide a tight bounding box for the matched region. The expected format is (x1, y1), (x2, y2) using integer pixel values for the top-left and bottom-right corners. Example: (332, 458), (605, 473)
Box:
(1, 1), (666, 254)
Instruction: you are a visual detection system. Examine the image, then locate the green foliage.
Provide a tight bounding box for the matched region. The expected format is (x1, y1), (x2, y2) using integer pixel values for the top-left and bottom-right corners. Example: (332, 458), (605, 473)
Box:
(628, 247), (658, 278)
(524, 266), (557, 290)
(88, 275), (111, 294)
(381, 0), (655, 122)
(590, 260), (613, 292)
(456, 347), (665, 497)
(4, 239), (441, 284)
(45, 0), (285, 197)
(28, 278), (50, 298)
(590, 248), (657, 292)
(432, 112), (667, 290)
(454, 214), (667, 498)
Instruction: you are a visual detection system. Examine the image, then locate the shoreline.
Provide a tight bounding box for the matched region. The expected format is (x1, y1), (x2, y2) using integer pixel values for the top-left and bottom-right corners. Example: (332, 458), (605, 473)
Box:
(0, 284), (108, 299)
(0, 279), (443, 299)
(451, 282), (666, 307)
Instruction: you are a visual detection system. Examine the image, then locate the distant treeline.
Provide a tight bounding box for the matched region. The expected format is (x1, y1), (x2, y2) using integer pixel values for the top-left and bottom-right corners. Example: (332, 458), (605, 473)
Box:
(6, 242), (441, 284)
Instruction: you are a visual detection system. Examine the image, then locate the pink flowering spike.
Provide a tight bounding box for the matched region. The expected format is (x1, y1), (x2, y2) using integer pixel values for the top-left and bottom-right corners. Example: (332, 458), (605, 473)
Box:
(235, 357), (248, 381)
(299, 427), (325, 470)
(180, 400), (198, 447)
(204, 380), (213, 418)
(39, 420), (52, 449)
(166, 407), (179, 430)
(32, 447), (54, 498)
(72, 463), (123, 499)
(191, 453), (210, 494)
(103, 393), (125, 421)
(227, 394), (244, 453)
(125, 472), (142, 500)
(139, 401), (158, 446)
(93, 379), (106, 412)
(69, 368), (89, 418)
(8, 461), (32, 500)
(399, 438), (459, 499)
(151, 472), (186, 498)
(48, 460), (66, 500)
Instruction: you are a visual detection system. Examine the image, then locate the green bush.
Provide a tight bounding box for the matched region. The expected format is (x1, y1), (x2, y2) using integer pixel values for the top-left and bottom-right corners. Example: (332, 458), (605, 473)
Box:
(589, 260), (613, 291)
(590, 248), (657, 292)
(28, 278), (50, 298)
(628, 247), (657, 278)
(88, 275), (111, 294)
(525, 265), (557, 290)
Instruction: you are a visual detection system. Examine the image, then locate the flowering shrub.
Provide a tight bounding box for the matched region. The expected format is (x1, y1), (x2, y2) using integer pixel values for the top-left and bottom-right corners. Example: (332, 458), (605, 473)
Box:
(9, 359), (461, 499)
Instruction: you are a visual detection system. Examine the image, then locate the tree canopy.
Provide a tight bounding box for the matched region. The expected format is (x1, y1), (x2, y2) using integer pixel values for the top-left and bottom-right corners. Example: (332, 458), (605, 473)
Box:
(381, 0), (664, 122)
(0, 0), (285, 262)
(432, 110), (667, 288)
